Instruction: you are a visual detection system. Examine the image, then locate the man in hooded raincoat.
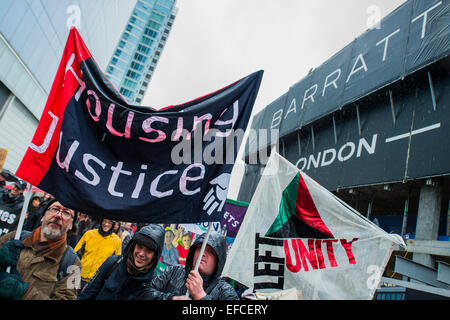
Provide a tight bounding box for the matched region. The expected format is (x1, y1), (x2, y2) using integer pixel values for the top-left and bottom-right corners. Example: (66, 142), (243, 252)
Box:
(74, 218), (121, 289)
(139, 231), (238, 300)
(78, 224), (164, 300)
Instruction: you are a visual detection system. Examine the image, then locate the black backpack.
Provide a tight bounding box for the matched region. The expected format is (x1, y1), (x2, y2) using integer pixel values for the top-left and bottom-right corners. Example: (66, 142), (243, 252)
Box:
(19, 231), (78, 281)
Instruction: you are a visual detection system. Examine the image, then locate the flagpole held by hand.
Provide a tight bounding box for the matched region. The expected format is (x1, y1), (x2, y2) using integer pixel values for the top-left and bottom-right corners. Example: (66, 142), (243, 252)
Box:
(6, 183), (33, 273)
(184, 222), (213, 299)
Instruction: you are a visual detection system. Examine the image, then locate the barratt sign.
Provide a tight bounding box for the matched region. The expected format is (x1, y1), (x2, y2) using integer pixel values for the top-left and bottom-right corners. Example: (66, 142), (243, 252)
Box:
(248, 0), (449, 149)
(282, 71), (449, 190)
(244, 0), (450, 190)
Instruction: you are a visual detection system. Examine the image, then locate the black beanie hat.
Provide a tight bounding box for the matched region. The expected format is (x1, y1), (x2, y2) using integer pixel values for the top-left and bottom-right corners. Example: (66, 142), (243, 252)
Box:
(43, 198), (78, 222)
(133, 233), (158, 252)
(42, 198), (58, 213)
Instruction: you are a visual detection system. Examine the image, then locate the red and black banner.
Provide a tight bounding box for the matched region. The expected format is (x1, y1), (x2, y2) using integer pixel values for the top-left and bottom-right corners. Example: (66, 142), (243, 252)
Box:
(16, 28), (263, 223)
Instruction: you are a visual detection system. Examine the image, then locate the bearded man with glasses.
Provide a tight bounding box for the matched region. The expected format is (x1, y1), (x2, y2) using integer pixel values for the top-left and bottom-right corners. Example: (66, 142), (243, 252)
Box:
(0, 198), (81, 300)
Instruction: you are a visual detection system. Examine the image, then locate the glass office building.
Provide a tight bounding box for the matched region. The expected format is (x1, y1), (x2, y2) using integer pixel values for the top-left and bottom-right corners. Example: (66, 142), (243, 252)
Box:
(0, 0), (137, 172)
(105, 0), (178, 104)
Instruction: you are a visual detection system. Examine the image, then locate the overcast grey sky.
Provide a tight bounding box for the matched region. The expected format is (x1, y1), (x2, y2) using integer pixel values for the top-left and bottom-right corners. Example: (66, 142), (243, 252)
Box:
(142, 0), (407, 200)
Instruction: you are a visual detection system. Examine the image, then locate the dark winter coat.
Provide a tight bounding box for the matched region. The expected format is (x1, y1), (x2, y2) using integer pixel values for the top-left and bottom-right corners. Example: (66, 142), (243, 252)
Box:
(78, 224), (165, 300)
(23, 196), (45, 232)
(0, 188), (24, 206)
(138, 231), (239, 300)
(0, 189), (24, 235)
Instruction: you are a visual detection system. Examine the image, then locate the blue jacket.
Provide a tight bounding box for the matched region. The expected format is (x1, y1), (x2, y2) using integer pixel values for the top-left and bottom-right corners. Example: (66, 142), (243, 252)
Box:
(78, 224), (165, 300)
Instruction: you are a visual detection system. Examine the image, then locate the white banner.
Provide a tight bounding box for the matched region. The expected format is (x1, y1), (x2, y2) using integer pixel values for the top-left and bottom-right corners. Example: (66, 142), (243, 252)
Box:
(223, 151), (405, 299)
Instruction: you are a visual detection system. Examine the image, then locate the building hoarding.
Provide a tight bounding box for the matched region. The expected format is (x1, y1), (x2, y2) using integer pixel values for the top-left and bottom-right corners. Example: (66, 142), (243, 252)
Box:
(245, 0), (449, 146)
(242, 0), (450, 192)
(278, 67), (449, 191)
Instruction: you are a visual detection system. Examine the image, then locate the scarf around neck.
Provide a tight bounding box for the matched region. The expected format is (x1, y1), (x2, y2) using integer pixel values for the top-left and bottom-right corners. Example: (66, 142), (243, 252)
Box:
(126, 253), (154, 276)
(22, 226), (67, 259)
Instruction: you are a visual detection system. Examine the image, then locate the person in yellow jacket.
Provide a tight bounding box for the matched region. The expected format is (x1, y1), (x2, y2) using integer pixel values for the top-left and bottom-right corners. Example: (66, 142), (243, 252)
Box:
(74, 218), (121, 291)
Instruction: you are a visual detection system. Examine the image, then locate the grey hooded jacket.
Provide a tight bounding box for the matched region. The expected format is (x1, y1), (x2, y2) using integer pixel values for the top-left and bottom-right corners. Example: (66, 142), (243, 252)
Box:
(138, 231), (238, 300)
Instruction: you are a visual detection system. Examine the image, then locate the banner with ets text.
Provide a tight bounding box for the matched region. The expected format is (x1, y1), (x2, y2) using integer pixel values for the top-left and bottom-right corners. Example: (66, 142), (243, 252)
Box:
(181, 198), (248, 251)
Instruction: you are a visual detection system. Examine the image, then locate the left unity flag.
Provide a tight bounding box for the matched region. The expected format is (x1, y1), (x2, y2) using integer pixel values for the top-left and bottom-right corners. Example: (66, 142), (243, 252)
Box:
(15, 27), (263, 223)
(222, 151), (405, 300)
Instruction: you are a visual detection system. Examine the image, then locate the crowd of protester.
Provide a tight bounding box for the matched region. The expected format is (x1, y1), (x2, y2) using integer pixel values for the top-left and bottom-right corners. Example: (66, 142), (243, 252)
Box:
(0, 177), (244, 300)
